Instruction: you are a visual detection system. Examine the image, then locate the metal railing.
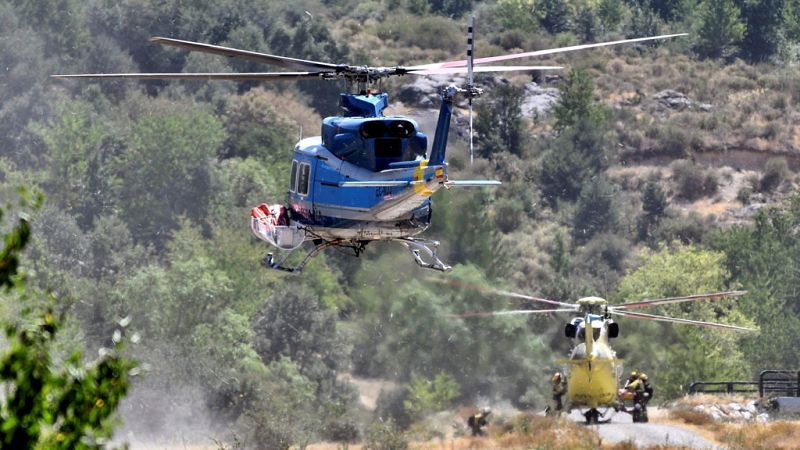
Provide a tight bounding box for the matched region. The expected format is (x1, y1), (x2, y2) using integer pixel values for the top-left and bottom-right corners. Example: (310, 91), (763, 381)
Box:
(688, 381), (758, 394)
(759, 370), (800, 398)
(688, 370), (800, 397)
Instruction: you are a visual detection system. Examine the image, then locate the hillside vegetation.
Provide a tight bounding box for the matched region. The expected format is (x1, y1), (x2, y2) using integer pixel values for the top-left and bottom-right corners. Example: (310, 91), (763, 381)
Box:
(2, 0), (800, 448)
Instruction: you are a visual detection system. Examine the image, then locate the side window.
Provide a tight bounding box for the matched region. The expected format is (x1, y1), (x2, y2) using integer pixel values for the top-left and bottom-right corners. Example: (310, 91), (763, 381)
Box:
(290, 160), (298, 192)
(298, 163), (311, 195)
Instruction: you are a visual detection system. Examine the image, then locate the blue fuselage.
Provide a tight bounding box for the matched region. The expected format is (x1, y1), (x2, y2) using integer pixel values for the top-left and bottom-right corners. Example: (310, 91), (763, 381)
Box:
(287, 135), (444, 241)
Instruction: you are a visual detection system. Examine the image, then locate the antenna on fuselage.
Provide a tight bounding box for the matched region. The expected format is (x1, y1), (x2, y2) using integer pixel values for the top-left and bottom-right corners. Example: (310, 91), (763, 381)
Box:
(467, 15), (475, 165)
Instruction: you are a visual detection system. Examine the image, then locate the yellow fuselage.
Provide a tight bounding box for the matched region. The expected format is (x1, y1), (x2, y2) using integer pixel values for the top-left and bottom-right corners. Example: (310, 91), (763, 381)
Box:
(566, 344), (619, 408)
(560, 304), (622, 409)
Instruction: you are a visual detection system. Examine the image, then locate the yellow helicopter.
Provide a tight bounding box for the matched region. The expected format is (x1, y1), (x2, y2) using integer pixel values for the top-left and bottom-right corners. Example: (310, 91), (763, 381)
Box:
(454, 287), (754, 424)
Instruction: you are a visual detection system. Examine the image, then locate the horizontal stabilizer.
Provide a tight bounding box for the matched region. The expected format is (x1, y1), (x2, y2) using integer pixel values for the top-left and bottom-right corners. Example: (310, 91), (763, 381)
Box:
(444, 180), (502, 187)
(339, 180), (414, 187)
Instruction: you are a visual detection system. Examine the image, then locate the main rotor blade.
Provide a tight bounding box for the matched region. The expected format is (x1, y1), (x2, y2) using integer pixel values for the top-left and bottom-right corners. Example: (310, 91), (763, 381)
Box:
(151, 37), (341, 71)
(450, 308), (578, 318)
(430, 278), (577, 308)
(407, 65), (562, 75)
(610, 290), (748, 310)
(610, 310), (755, 332)
(52, 72), (331, 81)
(409, 33), (687, 70)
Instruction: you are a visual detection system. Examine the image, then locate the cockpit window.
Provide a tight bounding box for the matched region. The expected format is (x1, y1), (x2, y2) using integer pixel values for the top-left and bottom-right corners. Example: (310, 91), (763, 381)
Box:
(290, 160), (298, 192)
(388, 120), (414, 137)
(361, 121), (388, 139)
(298, 163), (311, 196)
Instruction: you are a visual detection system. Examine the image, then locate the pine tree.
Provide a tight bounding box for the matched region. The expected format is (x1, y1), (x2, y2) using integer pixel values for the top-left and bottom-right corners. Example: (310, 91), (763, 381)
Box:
(694, 0), (746, 59)
(737, 0), (785, 62)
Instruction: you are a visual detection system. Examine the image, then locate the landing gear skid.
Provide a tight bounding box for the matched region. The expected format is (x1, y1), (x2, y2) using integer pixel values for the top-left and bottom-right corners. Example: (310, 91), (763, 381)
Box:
(580, 407), (615, 425)
(584, 408), (601, 425)
(261, 237), (451, 274)
(395, 237), (452, 272)
(262, 240), (346, 274)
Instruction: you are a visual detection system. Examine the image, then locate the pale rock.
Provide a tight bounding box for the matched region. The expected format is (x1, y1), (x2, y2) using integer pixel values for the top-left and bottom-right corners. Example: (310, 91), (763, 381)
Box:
(742, 411), (752, 420)
(757, 413), (769, 423)
(728, 402), (743, 412)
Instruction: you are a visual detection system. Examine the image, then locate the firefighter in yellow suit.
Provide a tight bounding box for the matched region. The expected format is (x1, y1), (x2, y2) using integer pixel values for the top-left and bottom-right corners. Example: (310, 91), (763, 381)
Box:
(551, 372), (566, 413)
(467, 407), (491, 436)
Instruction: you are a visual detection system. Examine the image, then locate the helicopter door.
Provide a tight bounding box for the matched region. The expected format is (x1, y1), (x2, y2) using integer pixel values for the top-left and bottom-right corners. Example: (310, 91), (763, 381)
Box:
(290, 159), (315, 224)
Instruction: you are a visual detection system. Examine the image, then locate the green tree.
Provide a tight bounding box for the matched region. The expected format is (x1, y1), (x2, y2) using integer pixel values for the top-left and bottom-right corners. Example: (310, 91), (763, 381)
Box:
(222, 88), (296, 163)
(637, 178), (668, 241)
(403, 372), (460, 416)
(572, 177), (619, 242)
(694, 0), (746, 59)
(627, 1), (662, 38)
(711, 207), (800, 370)
(737, 0), (785, 62)
(495, 0), (541, 31)
(475, 83), (527, 158)
(540, 0), (573, 33)
(575, 6), (598, 42)
(552, 69), (607, 132)
(33, 101), (114, 229)
(540, 69), (611, 204)
(428, 0), (473, 16)
(113, 106), (225, 247)
(598, 0), (627, 34)
(252, 287), (347, 384)
(0, 194), (137, 449)
(352, 264), (551, 406)
(539, 120), (611, 204)
(614, 245), (753, 398)
(649, 0), (688, 20)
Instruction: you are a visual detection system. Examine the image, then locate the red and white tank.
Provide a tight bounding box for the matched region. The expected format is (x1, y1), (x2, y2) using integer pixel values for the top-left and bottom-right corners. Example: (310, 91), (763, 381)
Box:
(250, 203), (306, 250)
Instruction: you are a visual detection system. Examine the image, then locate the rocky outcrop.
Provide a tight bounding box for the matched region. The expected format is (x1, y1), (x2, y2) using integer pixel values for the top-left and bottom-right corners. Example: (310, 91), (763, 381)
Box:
(521, 83), (560, 117)
(396, 76), (561, 117)
(653, 89), (713, 112)
(680, 399), (770, 423)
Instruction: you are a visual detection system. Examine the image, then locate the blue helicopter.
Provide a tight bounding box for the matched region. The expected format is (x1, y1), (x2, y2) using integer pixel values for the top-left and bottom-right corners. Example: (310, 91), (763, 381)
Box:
(55, 20), (685, 273)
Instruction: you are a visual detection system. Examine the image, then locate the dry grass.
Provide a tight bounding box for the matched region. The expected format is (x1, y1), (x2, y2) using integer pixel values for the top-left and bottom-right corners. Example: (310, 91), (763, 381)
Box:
(691, 198), (739, 216)
(604, 444), (695, 450)
(668, 409), (715, 426)
(715, 421), (800, 450)
(671, 393), (755, 408)
(494, 414), (600, 449)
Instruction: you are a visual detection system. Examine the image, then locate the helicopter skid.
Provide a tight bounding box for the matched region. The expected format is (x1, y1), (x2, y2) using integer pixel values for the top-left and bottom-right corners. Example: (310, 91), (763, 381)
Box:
(395, 237), (452, 272)
(262, 239), (354, 274)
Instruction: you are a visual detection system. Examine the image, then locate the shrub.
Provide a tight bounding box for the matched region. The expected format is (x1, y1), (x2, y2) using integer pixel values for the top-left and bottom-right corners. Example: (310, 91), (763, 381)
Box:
(737, 186), (753, 204)
(377, 15), (462, 53)
(403, 372), (460, 416)
(653, 211), (710, 244)
(572, 178), (620, 243)
(494, 196), (525, 233)
(659, 126), (701, 158)
(760, 157), (790, 192)
(375, 388), (413, 430)
(671, 159), (718, 200)
(363, 420), (408, 450)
